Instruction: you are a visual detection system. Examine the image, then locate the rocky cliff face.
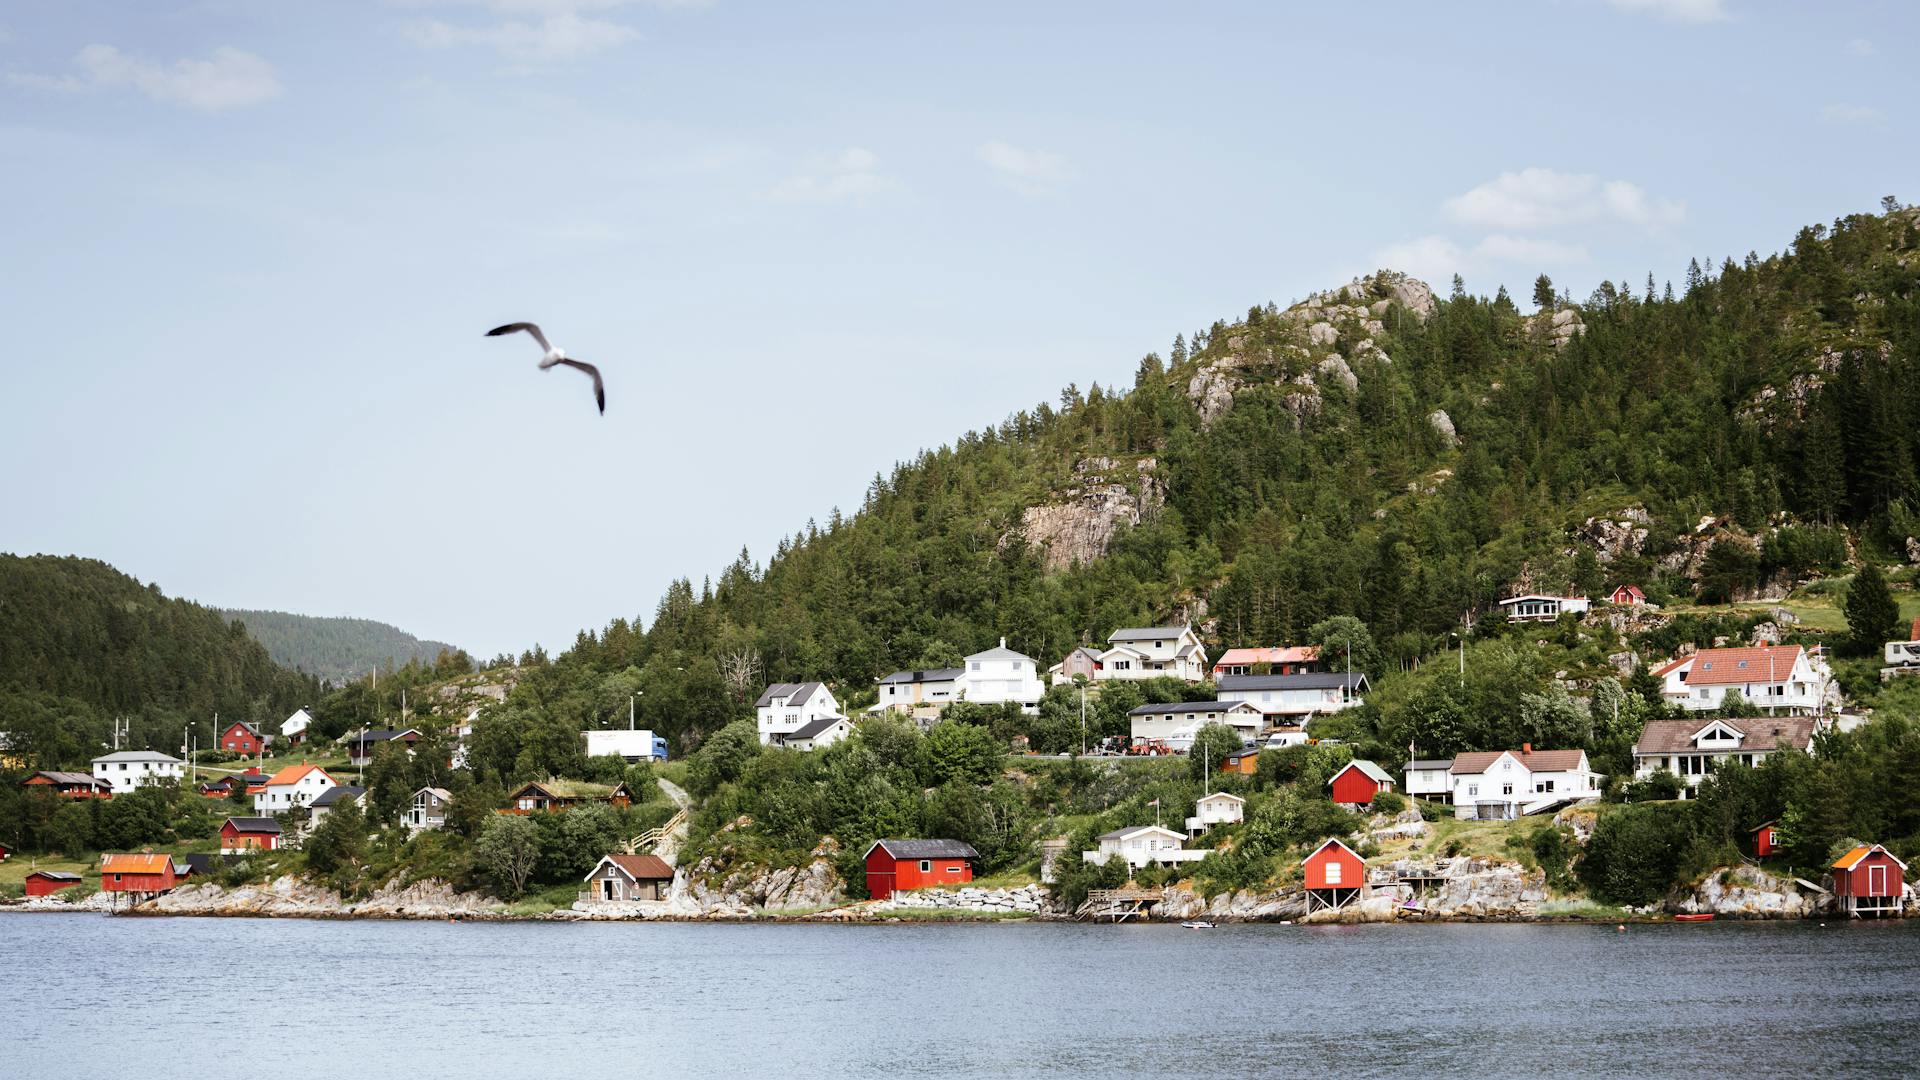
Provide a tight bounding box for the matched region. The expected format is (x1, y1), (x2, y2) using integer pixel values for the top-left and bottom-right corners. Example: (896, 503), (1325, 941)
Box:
(1014, 457), (1165, 572)
(679, 832), (848, 915)
(1666, 865), (1829, 919)
(134, 876), (505, 919)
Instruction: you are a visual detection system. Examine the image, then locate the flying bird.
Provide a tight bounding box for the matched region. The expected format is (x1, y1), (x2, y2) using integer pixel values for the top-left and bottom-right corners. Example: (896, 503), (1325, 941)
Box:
(485, 322), (605, 415)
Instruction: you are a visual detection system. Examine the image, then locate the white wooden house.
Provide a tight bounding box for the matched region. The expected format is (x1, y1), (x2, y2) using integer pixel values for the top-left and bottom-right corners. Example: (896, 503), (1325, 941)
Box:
(1498, 594), (1590, 622)
(407, 786), (451, 832)
(956, 639), (1046, 712)
(91, 751), (184, 794)
(1082, 825), (1207, 870)
(1216, 673), (1367, 721)
(1186, 792), (1244, 835)
(1094, 626), (1209, 682)
(280, 707), (314, 746)
(1127, 700), (1264, 746)
(1403, 758), (1454, 802)
(254, 764), (338, 815)
(1654, 645), (1832, 715)
(755, 682), (844, 746)
(1448, 746), (1600, 820)
(1631, 716), (1818, 796)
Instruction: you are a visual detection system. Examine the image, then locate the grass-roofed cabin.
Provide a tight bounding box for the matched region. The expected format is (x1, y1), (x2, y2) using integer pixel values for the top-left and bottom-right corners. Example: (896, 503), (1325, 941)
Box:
(502, 779), (635, 814)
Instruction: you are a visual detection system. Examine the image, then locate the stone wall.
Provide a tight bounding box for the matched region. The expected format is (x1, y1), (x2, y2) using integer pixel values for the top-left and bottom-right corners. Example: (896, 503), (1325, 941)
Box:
(870, 884), (1055, 916)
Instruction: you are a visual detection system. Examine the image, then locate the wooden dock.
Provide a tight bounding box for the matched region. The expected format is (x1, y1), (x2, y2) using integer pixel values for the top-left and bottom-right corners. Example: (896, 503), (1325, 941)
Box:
(1080, 886), (1164, 922)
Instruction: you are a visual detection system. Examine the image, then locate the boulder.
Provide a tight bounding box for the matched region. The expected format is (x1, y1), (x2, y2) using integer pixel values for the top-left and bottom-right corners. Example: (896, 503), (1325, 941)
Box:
(1307, 321), (1338, 347)
(1428, 409), (1456, 447)
(1316, 354), (1358, 391)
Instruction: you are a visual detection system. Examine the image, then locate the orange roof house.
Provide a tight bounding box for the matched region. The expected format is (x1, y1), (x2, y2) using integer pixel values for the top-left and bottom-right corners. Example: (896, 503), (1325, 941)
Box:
(100, 852), (178, 896)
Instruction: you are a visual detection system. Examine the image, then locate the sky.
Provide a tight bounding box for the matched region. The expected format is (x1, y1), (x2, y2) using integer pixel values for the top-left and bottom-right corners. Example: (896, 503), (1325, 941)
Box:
(1, 0), (1915, 661)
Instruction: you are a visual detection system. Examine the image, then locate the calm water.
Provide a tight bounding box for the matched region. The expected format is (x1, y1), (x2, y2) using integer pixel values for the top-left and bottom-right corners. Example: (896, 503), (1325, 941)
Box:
(7, 915), (1920, 1078)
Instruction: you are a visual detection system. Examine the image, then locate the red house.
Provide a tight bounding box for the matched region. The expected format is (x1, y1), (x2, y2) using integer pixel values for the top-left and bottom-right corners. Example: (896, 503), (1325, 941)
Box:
(25, 871), (83, 897)
(1608, 584), (1648, 606)
(1833, 844), (1907, 918)
(1751, 821), (1780, 858)
(220, 721), (266, 755)
(22, 771), (112, 799)
(0, 841), (10, 862)
(1328, 760), (1395, 808)
(1302, 838), (1367, 912)
(100, 852), (178, 899)
(219, 816), (283, 854)
(862, 839), (980, 900)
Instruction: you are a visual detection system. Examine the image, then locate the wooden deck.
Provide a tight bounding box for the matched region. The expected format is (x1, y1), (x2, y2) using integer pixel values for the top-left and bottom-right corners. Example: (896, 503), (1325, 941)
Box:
(1079, 886), (1164, 922)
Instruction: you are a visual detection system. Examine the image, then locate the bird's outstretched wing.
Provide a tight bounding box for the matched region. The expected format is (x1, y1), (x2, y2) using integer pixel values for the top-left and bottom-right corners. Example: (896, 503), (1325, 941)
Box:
(485, 322), (552, 354)
(554, 358), (605, 415)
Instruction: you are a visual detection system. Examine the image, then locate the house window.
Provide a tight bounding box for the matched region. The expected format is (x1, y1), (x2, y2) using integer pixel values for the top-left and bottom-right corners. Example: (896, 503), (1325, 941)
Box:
(1467, 784), (1479, 797)
(1502, 784), (1514, 796)
(972, 662), (982, 671)
(1325, 861), (1342, 885)
(947, 865), (962, 873)
(919, 860), (931, 873)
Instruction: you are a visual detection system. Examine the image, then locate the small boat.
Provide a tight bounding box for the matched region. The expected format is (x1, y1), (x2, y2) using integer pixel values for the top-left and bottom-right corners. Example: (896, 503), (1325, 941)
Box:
(1674, 913), (1715, 922)
(1181, 920), (1215, 929)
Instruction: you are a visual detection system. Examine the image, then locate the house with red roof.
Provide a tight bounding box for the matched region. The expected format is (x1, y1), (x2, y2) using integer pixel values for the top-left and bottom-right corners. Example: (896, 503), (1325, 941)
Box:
(1608, 584), (1648, 606)
(1655, 644), (1831, 715)
(1832, 845), (1906, 918)
(1631, 716), (1818, 796)
(253, 764), (338, 816)
(1211, 646), (1323, 678)
(583, 853), (677, 902)
(1449, 745), (1601, 820)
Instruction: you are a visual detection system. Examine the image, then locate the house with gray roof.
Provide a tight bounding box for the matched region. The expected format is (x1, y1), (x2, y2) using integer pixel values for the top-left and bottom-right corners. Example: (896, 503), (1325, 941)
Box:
(755, 682), (843, 746)
(1216, 672), (1368, 720)
(91, 750), (184, 795)
(1095, 625), (1209, 682)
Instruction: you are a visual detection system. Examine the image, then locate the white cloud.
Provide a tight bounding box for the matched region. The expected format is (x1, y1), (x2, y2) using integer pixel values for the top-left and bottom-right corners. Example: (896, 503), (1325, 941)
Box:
(1371, 236), (1468, 285)
(405, 12), (638, 61)
(977, 140), (1071, 196)
(1444, 168), (1684, 231)
(764, 147), (896, 203)
(1371, 232), (1592, 285)
(7, 44), (281, 111)
(1821, 103), (1882, 125)
(1605, 0), (1729, 23)
(1848, 38), (1875, 56)
(1471, 234), (1591, 265)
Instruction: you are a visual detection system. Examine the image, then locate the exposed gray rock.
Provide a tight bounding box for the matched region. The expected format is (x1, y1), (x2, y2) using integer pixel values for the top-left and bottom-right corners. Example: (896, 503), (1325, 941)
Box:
(1307, 321), (1338, 347)
(1578, 509), (1651, 564)
(1428, 409), (1456, 446)
(1316, 354), (1357, 391)
(1015, 458), (1164, 572)
(1667, 865), (1827, 919)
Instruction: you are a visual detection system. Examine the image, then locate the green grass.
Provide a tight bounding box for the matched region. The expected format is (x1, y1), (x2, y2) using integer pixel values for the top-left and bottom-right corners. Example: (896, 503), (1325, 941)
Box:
(1536, 899), (1637, 920)
(499, 881), (580, 916)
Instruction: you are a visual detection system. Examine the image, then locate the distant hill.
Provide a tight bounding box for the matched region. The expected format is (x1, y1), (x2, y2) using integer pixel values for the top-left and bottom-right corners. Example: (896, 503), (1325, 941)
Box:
(221, 609), (463, 684)
(0, 555), (318, 769)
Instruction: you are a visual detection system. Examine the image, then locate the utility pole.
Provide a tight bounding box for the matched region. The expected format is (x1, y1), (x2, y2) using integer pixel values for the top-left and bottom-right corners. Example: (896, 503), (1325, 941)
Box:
(630, 694), (636, 731)
(1079, 685), (1087, 757)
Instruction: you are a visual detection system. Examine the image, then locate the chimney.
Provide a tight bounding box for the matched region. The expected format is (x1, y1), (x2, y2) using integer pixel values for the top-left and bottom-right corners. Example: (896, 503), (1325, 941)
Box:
(1000, 637), (1007, 648)
(1522, 742), (1532, 755)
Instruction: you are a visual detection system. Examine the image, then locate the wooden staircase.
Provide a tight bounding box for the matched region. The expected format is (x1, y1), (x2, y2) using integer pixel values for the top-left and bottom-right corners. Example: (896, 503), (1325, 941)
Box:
(624, 807), (688, 855)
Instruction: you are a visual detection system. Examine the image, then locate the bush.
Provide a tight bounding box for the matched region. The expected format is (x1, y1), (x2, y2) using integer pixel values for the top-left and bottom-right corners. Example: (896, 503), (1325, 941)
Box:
(1369, 790), (1407, 815)
(1624, 770), (1685, 802)
(1577, 803), (1694, 905)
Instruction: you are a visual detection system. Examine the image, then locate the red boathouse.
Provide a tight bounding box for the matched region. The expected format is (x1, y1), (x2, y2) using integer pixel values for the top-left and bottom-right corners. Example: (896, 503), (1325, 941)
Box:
(862, 839), (980, 900)
(100, 852), (179, 900)
(25, 871), (83, 897)
(1328, 760), (1395, 808)
(1833, 844), (1906, 918)
(1302, 837), (1367, 913)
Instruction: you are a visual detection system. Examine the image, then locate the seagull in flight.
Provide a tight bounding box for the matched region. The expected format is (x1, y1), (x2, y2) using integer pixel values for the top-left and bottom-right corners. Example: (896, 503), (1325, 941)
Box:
(485, 322), (605, 415)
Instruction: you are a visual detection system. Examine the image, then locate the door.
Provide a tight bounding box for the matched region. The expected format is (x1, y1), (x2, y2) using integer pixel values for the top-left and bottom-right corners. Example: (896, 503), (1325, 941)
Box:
(1869, 864), (1886, 896)
(603, 878), (618, 901)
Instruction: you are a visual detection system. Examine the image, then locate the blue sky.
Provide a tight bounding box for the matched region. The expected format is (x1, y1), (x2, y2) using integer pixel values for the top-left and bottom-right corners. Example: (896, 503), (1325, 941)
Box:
(1, 0), (1913, 662)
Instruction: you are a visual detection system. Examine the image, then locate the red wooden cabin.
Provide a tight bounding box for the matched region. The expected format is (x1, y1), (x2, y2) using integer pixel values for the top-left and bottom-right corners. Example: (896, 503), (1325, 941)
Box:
(100, 852), (179, 898)
(1750, 821), (1780, 858)
(219, 817), (283, 854)
(1328, 761), (1395, 808)
(25, 871), (82, 897)
(1608, 585), (1647, 606)
(1302, 838), (1366, 912)
(220, 721), (266, 755)
(1833, 844), (1906, 918)
(862, 839), (980, 900)
(22, 771), (111, 799)
(0, 841), (10, 862)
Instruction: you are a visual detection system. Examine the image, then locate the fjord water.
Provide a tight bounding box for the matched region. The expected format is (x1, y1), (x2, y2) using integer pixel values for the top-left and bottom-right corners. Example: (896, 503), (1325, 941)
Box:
(9, 917), (1920, 1078)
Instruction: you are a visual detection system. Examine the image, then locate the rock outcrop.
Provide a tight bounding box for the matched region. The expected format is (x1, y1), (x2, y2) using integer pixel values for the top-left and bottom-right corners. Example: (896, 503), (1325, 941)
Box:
(134, 876), (505, 919)
(1667, 865), (1828, 919)
(868, 884), (1056, 916)
(1014, 458), (1164, 572)
(682, 836), (848, 915)
(1577, 508), (1651, 564)
(1428, 409), (1457, 447)
(1528, 306), (1585, 347)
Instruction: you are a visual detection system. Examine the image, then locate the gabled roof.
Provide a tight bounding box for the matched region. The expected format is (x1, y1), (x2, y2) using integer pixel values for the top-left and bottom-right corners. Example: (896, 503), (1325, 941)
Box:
(224, 721), (263, 736)
(92, 750), (182, 764)
(875, 668), (963, 685)
(27, 870), (83, 882)
(1196, 791), (1245, 805)
(786, 715), (849, 741)
(1450, 748), (1589, 775)
(1127, 700), (1258, 716)
(965, 639), (1034, 663)
(101, 853), (174, 874)
(1834, 844), (1908, 871)
(348, 728), (421, 746)
(511, 779), (621, 800)
(1610, 585), (1646, 601)
(1213, 646), (1319, 668)
(1300, 837), (1362, 865)
(1633, 717), (1818, 756)
(1330, 760), (1394, 785)
(310, 784), (366, 807)
(590, 853), (675, 883)
(263, 764), (334, 788)
(222, 816), (283, 834)
(1108, 626), (1191, 642)
(755, 681), (828, 707)
(864, 839), (981, 861)
(1667, 645), (1805, 686)
(1218, 673), (1368, 692)
(415, 786), (453, 801)
(1096, 825), (1185, 842)
(26, 770), (106, 788)
(1406, 759), (1454, 771)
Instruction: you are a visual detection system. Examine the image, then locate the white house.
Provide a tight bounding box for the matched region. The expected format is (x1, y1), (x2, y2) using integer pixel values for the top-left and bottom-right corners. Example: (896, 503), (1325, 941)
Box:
(280, 707), (314, 746)
(407, 787), (451, 832)
(1186, 792), (1244, 835)
(253, 764), (339, 816)
(1094, 625), (1210, 682)
(583, 729), (669, 763)
(1216, 673), (1367, 721)
(307, 784), (365, 830)
(779, 715), (853, 752)
(1654, 645), (1832, 715)
(1403, 758), (1454, 803)
(1448, 747), (1601, 820)
(957, 640), (1046, 713)
(1127, 701), (1264, 747)
(91, 751), (184, 794)
(755, 682), (844, 746)
(1082, 825), (1207, 870)
(873, 667), (963, 714)
(1631, 716), (1818, 796)
(1499, 594), (1591, 622)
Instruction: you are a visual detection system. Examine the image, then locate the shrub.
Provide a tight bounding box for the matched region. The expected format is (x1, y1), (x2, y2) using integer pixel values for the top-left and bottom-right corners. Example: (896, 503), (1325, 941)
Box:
(1577, 803), (1694, 905)
(1624, 770), (1685, 802)
(1369, 790), (1407, 815)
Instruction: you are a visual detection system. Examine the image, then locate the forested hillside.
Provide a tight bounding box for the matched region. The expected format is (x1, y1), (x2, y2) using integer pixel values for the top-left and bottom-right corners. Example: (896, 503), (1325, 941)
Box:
(221, 609), (464, 684)
(456, 202), (1919, 764)
(0, 556), (320, 768)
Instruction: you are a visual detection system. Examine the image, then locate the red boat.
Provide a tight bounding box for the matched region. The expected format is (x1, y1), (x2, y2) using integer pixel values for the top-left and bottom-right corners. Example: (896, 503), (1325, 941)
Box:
(1674, 913), (1715, 922)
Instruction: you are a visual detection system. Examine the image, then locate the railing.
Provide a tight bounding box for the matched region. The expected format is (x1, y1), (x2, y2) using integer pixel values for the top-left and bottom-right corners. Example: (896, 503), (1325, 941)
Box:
(624, 807), (689, 854)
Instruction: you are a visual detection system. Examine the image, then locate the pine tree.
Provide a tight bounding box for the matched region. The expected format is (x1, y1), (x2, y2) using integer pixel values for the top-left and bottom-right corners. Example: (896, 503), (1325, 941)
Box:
(1844, 561), (1900, 656)
(1532, 274), (1554, 311)
(1170, 333), (1187, 366)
